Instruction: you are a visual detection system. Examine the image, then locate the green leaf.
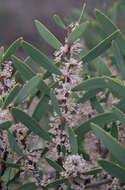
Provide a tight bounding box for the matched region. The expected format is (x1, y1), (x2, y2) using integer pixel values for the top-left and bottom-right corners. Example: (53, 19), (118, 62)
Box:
(0, 120), (13, 130)
(6, 163), (20, 169)
(111, 122), (118, 139)
(2, 167), (19, 185)
(2, 83), (20, 109)
(11, 107), (52, 142)
(24, 56), (33, 65)
(53, 14), (65, 29)
(90, 97), (104, 113)
(80, 30), (119, 63)
(16, 183), (36, 190)
(98, 159), (125, 183)
(116, 97), (125, 113)
(68, 22), (88, 43)
(32, 95), (50, 121)
(15, 74), (42, 105)
(82, 168), (102, 175)
(77, 136), (90, 161)
(22, 41), (61, 75)
(35, 20), (62, 50)
(11, 55), (35, 81)
(110, 122), (118, 162)
(112, 41), (125, 79)
(38, 81), (50, 96)
(113, 106), (125, 127)
(8, 130), (23, 156)
(94, 57), (112, 76)
(0, 99), (3, 107)
(109, 2), (119, 24)
(75, 112), (116, 137)
(0, 158), (21, 168)
(84, 27), (99, 46)
(51, 89), (61, 116)
(72, 76), (125, 99)
(78, 3), (86, 24)
(46, 178), (68, 188)
(0, 46), (4, 63)
(3, 38), (22, 61)
(91, 122), (125, 167)
(67, 126), (78, 155)
(77, 89), (101, 103)
(46, 158), (64, 172)
(95, 9), (125, 55)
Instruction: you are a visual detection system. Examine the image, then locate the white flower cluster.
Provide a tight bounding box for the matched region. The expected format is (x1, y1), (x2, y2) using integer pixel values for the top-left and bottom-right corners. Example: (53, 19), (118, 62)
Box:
(48, 23), (95, 164)
(106, 177), (120, 190)
(0, 108), (11, 150)
(0, 108), (11, 123)
(0, 61), (15, 97)
(61, 154), (88, 178)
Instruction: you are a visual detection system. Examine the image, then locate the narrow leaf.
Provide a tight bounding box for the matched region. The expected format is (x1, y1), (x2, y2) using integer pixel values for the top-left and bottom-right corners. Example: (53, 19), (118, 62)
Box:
(113, 106), (125, 127)
(73, 76), (125, 99)
(0, 46), (4, 62)
(95, 9), (125, 55)
(38, 81), (50, 96)
(94, 57), (112, 76)
(84, 27), (99, 46)
(0, 99), (3, 107)
(11, 107), (51, 142)
(77, 89), (101, 103)
(75, 112), (116, 137)
(80, 30), (119, 63)
(116, 97), (125, 113)
(2, 83), (20, 109)
(46, 178), (68, 188)
(22, 41), (61, 75)
(112, 41), (125, 79)
(91, 122), (125, 167)
(8, 130), (23, 156)
(15, 74), (42, 105)
(46, 158), (64, 172)
(16, 183), (36, 190)
(67, 126), (78, 155)
(90, 97), (104, 113)
(2, 167), (19, 185)
(51, 90), (61, 116)
(32, 95), (50, 121)
(82, 168), (102, 175)
(110, 122), (118, 162)
(11, 55), (35, 81)
(35, 20), (62, 50)
(53, 14), (65, 29)
(3, 38), (22, 61)
(24, 56), (33, 65)
(0, 120), (12, 130)
(0, 159), (21, 168)
(111, 122), (118, 139)
(78, 3), (86, 24)
(68, 22), (88, 43)
(98, 159), (125, 183)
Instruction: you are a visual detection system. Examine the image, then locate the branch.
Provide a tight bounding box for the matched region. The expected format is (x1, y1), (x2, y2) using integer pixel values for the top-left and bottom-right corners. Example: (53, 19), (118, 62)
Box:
(84, 178), (112, 189)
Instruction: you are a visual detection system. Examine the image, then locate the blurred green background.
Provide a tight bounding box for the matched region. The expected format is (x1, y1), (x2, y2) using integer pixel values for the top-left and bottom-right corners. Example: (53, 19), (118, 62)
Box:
(0, 0), (119, 56)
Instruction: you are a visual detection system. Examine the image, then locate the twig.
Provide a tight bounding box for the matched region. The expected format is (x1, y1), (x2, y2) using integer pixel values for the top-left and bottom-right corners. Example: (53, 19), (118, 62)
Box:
(84, 178), (112, 189)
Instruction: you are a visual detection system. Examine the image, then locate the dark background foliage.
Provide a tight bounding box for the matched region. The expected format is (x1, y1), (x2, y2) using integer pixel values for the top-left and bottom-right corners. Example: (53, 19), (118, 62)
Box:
(0, 0), (118, 56)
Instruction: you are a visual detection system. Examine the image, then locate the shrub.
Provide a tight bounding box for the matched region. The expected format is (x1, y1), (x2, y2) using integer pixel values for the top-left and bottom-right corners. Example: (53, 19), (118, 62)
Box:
(1, 1), (125, 189)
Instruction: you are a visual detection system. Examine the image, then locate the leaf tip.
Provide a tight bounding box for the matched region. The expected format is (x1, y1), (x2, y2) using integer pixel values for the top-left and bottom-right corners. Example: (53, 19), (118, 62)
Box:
(90, 122), (95, 127)
(117, 29), (120, 33)
(94, 8), (98, 13)
(53, 14), (57, 18)
(20, 37), (24, 45)
(34, 19), (38, 23)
